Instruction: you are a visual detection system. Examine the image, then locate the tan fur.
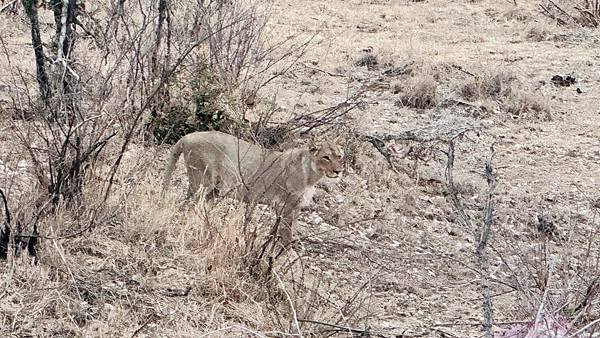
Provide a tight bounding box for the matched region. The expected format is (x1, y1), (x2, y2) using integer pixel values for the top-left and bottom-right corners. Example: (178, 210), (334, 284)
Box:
(162, 131), (344, 246)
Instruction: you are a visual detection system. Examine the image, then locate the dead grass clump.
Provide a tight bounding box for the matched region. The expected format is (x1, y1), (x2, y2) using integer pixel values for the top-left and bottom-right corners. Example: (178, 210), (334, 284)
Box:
(355, 53), (378, 70)
(459, 72), (517, 102)
(506, 91), (551, 119)
(394, 75), (438, 109)
(525, 25), (553, 42)
(458, 71), (550, 118)
(387, 59), (446, 110)
(502, 8), (534, 22)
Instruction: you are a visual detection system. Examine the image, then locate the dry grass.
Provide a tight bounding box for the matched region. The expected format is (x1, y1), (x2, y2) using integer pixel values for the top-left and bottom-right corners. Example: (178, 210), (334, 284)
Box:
(458, 72), (517, 102)
(525, 24), (554, 42)
(505, 90), (550, 119)
(0, 160), (349, 336)
(457, 70), (549, 119)
(391, 60), (442, 110)
(502, 8), (534, 22)
(354, 53), (378, 70)
(394, 75), (438, 110)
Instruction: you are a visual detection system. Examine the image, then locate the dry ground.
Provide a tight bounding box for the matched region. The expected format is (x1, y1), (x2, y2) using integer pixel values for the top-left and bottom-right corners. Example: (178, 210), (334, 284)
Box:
(1, 0), (599, 337)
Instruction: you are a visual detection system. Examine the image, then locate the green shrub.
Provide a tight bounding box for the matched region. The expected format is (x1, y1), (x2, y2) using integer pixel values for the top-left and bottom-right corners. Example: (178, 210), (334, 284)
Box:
(149, 66), (244, 144)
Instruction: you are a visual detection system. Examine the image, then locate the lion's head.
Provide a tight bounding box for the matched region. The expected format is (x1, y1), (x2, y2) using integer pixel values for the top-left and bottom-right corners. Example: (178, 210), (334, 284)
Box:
(312, 138), (345, 179)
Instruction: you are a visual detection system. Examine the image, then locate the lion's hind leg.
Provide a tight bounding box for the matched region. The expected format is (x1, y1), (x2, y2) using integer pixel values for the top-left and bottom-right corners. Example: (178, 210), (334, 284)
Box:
(185, 164), (203, 200)
(187, 165), (222, 204)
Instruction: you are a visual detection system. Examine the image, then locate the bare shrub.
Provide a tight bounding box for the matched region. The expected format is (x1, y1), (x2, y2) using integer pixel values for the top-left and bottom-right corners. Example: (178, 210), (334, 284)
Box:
(540, 0), (600, 27)
(493, 222), (600, 336)
(0, 0), (249, 258)
(143, 0), (311, 146)
(148, 66), (244, 144)
(202, 0), (310, 109)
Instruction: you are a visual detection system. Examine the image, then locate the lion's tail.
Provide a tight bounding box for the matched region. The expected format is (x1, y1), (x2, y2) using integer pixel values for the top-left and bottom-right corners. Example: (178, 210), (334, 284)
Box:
(161, 137), (185, 197)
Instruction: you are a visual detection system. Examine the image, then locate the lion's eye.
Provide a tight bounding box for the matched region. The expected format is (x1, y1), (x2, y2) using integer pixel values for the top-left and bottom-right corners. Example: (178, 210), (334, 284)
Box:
(323, 156), (331, 162)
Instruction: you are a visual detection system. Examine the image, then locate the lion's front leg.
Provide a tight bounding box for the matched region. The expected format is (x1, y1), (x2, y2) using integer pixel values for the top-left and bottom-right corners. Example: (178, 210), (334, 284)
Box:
(279, 203), (299, 247)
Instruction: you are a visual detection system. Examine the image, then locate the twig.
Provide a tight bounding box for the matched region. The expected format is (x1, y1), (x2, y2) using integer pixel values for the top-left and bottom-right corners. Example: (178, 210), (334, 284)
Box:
(49, 223), (82, 301)
(451, 64), (476, 77)
(0, 0), (17, 13)
(0, 189), (11, 227)
(365, 134), (400, 174)
(273, 270), (302, 337)
(301, 62), (347, 77)
(548, 0), (575, 19)
(0, 189), (11, 260)
(531, 257), (556, 337)
(301, 319), (432, 337)
(445, 141), (496, 338)
(568, 318), (600, 338)
(478, 143), (497, 338)
(286, 91), (365, 135)
(299, 319), (387, 337)
(435, 320), (532, 327)
(130, 313), (160, 338)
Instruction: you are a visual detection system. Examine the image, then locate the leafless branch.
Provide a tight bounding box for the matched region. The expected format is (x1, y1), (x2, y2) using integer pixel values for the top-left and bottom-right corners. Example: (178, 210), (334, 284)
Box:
(445, 141), (496, 338)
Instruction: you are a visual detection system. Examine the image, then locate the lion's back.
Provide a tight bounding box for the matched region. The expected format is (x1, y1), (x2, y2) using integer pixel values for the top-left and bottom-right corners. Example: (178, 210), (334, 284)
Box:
(178, 131), (312, 204)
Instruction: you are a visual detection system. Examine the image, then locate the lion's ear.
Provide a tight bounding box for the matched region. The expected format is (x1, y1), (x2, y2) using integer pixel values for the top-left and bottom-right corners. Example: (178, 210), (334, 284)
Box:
(308, 137), (320, 153)
(333, 135), (345, 147)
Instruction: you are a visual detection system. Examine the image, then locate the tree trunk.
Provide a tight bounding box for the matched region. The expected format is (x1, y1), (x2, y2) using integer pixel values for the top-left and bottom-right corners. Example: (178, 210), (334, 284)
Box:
(48, 0), (63, 51)
(22, 0), (51, 102)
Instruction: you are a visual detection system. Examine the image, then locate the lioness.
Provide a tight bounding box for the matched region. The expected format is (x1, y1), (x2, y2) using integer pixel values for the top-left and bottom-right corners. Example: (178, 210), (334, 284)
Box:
(162, 131), (344, 246)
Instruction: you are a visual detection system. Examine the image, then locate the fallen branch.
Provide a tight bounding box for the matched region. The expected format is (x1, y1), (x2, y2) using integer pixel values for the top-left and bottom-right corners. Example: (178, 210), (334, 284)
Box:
(365, 122), (479, 174)
(130, 313), (161, 338)
(285, 90), (366, 135)
(301, 62), (347, 77)
(451, 64), (476, 77)
(274, 270), (302, 336)
(298, 319), (389, 337)
(568, 317), (600, 338)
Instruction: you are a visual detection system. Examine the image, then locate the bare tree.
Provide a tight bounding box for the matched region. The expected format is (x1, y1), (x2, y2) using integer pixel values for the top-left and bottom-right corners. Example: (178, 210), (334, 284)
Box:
(22, 0), (50, 102)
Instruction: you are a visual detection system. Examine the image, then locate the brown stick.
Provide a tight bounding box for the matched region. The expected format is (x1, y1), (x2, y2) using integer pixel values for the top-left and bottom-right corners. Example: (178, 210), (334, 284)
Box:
(445, 141), (496, 338)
